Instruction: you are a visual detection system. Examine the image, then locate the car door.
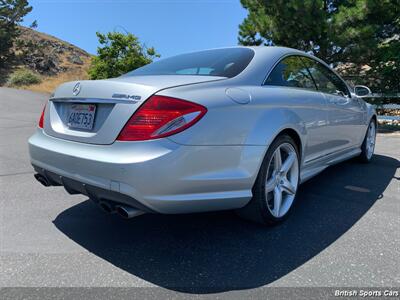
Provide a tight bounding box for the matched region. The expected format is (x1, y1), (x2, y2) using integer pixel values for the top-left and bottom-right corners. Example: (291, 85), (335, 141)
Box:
(264, 55), (332, 164)
(301, 57), (366, 153)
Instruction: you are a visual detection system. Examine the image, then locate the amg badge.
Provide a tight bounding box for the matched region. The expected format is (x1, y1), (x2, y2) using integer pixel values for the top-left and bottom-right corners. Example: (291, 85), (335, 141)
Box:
(112, 93), (141, 101)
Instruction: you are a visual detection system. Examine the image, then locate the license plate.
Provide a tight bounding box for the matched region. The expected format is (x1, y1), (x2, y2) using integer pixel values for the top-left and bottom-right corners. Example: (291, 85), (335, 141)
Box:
(67, 104), (96, 130)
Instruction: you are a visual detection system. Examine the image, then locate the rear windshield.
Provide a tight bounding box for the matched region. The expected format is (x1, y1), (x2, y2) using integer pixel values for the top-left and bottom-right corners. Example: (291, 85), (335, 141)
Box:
(125, 48), (255, 78)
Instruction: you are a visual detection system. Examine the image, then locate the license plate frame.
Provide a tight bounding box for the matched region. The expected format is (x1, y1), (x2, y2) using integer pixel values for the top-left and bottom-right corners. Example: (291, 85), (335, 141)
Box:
(67, 104), (96, 130)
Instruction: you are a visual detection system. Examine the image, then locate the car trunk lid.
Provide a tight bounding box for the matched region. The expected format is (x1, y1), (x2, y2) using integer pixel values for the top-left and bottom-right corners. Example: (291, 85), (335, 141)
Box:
(43, 75), (224, 144)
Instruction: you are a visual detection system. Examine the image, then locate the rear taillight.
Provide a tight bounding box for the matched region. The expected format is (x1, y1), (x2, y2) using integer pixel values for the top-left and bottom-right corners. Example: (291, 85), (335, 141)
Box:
(38, 104), (46, 128)
(117, 95), (207, 141)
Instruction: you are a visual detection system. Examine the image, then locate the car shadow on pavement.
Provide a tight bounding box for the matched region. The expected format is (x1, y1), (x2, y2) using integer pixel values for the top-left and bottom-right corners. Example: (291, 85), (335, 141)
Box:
(53, 154), (399, 293)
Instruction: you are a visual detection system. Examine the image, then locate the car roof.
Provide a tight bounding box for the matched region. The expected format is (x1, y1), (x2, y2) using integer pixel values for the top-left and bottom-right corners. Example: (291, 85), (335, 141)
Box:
(150, 46), (336, 86)
(195, 46), (312, 85)
(191, 45), (306, 55)
(173, 45), (307, 59)
(201, 46), (339, 86)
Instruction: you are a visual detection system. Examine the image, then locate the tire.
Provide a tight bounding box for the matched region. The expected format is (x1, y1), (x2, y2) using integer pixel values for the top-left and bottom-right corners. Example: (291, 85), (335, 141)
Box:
(236, 134), (300, 225)
(359, 119), (376, 163)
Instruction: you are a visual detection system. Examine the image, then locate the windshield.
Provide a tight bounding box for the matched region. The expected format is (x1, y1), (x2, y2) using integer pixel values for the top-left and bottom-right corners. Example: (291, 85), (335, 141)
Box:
(125, 48), (255, 78)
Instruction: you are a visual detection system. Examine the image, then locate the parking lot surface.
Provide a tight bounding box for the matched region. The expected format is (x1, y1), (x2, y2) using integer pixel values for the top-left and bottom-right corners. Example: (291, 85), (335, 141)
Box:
(0, 87), (399, 296)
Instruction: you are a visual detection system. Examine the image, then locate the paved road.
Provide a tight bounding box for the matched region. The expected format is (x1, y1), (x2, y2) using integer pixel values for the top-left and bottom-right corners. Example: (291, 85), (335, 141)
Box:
(0, 87), (399, 296)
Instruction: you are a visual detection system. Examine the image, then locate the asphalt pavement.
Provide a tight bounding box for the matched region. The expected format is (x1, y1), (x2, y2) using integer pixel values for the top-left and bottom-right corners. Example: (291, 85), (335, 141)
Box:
(0, 87), (399, 297)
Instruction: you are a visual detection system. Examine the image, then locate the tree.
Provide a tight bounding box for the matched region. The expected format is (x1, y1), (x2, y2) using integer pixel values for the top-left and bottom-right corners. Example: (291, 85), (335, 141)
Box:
(88, 31), (160, 80)
(0, 0), (32, 66)
(239, 0), (400, 92)
(239, 0), (341, 62)
(367, 36), (400, 92)
(29, 19), (37, 29)
(332, 0), (399, 92)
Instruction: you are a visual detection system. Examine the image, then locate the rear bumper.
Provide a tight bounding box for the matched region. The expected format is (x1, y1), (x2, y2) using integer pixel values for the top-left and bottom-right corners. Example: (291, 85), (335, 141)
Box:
(32, 164), (155, 212)
(29, 129), (266, 214)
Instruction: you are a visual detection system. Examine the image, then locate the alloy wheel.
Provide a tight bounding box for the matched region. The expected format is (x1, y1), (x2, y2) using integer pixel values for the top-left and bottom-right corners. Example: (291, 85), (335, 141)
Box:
(366, 121), (376, 159)
(265, 143), (299, 218)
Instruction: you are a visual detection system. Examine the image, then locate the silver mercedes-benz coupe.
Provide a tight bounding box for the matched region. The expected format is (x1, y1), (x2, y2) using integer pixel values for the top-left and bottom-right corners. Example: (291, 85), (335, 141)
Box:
(29, 46), (377, 225)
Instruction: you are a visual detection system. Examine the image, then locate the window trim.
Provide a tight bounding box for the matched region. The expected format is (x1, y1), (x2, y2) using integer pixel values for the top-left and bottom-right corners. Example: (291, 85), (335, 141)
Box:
(263, 53), (351, 98)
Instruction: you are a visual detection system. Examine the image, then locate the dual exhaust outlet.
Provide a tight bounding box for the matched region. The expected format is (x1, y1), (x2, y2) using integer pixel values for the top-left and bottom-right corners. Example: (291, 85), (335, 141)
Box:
(98, 201), (144, 219)
(34, 173), (144, 219)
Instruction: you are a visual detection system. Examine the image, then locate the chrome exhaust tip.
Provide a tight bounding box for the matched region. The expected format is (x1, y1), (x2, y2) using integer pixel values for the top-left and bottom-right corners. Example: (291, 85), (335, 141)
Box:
(115, 205), (144, 219)
(34, 174), (51, 187)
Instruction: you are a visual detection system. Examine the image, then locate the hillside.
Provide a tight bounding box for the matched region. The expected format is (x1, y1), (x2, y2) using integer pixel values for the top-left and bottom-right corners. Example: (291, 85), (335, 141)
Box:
(1, 26), (92, 93)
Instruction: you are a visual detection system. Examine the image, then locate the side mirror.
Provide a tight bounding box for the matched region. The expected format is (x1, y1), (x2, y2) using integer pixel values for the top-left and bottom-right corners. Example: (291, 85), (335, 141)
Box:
(354, 85), (371, 97)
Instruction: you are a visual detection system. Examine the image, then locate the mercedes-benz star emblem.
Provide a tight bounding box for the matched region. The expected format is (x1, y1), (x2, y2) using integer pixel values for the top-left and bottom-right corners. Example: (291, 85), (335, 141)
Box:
(72, 82), (81, 96)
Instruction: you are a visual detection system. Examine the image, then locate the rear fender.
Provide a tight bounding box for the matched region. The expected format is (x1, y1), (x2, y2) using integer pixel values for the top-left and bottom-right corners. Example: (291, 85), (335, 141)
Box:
(245, 108), (307, 162)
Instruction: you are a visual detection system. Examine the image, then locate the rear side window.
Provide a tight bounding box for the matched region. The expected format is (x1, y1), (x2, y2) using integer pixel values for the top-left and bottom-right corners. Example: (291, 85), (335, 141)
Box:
(301, 57), (350, 97)
(264, 56), (316, 91)
(125, 48), (255, 78)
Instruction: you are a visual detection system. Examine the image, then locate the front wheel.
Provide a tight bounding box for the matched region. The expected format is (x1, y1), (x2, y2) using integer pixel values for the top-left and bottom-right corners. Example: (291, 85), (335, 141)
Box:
(359, 119), (376, 163)
(237, 135), (300, 225)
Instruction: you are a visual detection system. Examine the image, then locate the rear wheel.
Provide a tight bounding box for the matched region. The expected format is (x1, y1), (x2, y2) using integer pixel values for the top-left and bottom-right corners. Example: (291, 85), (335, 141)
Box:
(359, 119), (376, 163)
(237, 135), (300, 225)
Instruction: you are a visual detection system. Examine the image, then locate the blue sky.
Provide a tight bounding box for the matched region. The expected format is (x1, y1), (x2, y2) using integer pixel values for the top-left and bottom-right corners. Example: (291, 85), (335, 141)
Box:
(23, 0), (247, 58)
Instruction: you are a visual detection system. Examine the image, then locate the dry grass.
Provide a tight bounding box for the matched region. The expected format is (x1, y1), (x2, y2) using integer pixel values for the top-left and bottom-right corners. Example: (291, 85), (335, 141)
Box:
(19, 56), (91, 94)
(4, 26), (93, 94)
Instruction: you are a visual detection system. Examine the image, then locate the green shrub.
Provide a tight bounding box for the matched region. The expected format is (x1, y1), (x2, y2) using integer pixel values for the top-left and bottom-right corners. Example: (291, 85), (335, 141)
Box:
(8, 69), (41, 86)
(88, 31), (159, 80)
